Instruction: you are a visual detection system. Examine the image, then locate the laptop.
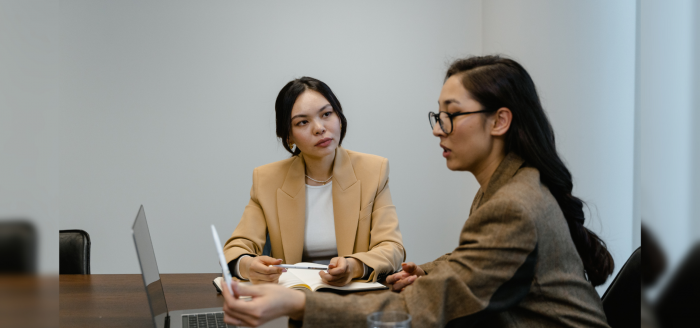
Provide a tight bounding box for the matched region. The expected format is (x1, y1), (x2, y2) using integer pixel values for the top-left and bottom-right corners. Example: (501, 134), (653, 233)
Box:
(131, 205), (233, 328)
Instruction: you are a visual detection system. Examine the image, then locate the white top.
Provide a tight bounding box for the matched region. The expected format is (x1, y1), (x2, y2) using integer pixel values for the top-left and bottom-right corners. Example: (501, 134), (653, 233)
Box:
(302, 182), (368, 277)
(302, 182), (338, 264)
(234, 181), (368, 279)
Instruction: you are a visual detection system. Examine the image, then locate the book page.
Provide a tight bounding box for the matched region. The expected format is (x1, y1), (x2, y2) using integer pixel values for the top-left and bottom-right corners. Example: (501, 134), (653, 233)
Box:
(280, 262), (325, 290)
(287, 265), (388, 292)
(277, 271), (310, 290)
(214, 263), (387, 294)
(214, 270), (312, 291)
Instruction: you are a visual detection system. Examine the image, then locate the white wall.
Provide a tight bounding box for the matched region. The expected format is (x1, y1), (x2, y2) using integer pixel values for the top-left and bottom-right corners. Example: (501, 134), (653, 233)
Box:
(0, 0), (60, 274)
(56, 0), (639, 296)
(58, 0), (483, 274)
(481, 0), (637, 294)
(639, 0), (700, 300)
(694, 1), (700, 242)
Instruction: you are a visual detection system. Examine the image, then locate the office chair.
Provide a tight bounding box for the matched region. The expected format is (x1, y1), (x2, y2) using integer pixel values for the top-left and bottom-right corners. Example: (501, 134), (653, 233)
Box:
(59, 229), (91, 274)
(0, 220), (37, 273)
(654, 242), (700, 328)
(601, 246), (641, 328)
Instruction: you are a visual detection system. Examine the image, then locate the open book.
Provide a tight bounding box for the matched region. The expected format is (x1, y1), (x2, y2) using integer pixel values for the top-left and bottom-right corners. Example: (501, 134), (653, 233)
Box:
(213, 262), (388, 293)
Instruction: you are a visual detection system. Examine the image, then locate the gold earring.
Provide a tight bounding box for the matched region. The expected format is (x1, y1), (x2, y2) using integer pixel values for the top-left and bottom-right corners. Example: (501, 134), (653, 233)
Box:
(289, 142), (295, 150)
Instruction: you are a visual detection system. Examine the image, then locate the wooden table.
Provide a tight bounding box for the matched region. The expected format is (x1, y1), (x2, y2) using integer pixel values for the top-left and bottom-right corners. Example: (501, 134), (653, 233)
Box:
(60, 273), (390, 327)
(60, 273), (225, 328)
(1, 275), (59, 328)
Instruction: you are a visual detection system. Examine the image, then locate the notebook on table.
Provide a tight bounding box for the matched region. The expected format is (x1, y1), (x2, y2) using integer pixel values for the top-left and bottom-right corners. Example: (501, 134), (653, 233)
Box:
(213, 262), (388, 293)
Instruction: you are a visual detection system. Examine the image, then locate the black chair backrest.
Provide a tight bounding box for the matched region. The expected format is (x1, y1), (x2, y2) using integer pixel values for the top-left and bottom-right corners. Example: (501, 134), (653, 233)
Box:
(0, 220), (37, 273)
(59, 229), (91, 274)
(601, 246), (641, 328)
(655, 242), (700, 328)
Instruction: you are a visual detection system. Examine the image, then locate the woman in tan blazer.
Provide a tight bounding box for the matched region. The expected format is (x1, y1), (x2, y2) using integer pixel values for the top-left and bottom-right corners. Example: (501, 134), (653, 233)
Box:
(220, 56), (615, 328)
(223, 77), (404, 286)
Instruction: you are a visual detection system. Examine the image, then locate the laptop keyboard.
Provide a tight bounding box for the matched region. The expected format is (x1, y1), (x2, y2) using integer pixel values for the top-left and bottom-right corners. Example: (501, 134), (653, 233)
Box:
(182, 312), (235, 328)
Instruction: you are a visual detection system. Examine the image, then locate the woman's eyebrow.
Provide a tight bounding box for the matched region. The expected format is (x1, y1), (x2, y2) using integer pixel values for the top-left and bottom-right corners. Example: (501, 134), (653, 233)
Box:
(291, 104), (332, 120)
(439, 99), (460, 106)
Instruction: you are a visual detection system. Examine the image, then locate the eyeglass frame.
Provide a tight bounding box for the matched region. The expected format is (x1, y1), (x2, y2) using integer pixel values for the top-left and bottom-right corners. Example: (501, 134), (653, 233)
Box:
(428, 109), (497, 135)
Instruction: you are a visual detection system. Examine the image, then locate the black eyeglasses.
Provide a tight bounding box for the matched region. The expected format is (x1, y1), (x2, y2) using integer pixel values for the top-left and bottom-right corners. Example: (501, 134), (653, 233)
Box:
(428, 109), (496, 135)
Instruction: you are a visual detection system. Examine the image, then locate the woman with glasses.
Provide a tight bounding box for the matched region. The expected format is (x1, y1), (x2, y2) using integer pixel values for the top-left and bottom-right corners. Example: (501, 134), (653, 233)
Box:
(220, 56), (614, 328)
(223, 77), (405, 287)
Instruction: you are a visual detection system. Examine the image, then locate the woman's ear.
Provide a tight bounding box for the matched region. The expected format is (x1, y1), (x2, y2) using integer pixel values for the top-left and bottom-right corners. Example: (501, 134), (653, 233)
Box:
(490, 107), (512, 137)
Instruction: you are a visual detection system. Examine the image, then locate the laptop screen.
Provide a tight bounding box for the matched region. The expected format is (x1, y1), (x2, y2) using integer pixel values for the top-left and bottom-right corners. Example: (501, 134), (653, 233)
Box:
(132, 205), (169, 328)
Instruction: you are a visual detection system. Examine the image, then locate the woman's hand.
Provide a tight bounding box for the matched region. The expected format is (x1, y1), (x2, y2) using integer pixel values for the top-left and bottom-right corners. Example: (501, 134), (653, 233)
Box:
(222, 280), (305, 327)
(240, 256), (287, 285)
(319, 257), (364, 286)
(385, 262), (426, 292)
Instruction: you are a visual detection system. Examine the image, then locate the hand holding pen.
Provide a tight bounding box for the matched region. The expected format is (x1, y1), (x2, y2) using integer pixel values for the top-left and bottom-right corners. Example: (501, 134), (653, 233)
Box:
(240, 256), (287, 285)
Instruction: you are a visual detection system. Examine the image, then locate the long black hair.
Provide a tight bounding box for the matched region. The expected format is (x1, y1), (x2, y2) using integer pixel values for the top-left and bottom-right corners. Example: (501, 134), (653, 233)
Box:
(275, 77), (348, 156)
(446, 55), (614, 286)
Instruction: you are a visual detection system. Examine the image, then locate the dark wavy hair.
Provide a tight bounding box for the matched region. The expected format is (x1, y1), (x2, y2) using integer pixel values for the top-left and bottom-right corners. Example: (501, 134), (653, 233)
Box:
(275, 77), (348, 156)
(446, 55), (614, 286)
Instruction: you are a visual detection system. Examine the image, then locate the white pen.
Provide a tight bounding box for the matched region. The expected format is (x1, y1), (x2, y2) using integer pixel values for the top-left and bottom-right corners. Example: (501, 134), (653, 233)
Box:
(272, 264), (329, 270)
(211, 225), (235, 297)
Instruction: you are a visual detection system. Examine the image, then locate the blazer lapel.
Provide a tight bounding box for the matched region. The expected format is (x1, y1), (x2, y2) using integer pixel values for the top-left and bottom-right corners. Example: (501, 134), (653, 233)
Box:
(277, 155), (306, 264)
(332, 147), (361, 257)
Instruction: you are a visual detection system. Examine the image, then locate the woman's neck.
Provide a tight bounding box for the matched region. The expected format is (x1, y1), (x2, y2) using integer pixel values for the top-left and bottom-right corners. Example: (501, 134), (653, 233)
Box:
(303, 151), (335, 185)
(473, 150), (506, 191)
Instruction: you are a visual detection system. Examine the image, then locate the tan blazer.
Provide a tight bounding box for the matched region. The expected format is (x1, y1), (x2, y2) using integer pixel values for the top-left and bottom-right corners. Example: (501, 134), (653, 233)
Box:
(223, 147), (405, 281)
(296, 153), (609, 328)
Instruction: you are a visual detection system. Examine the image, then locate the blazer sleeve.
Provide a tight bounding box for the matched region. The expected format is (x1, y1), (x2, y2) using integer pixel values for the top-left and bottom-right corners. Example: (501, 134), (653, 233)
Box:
(346, 158), (406, 282)
(419, 253), (451, 273)
(300, 198), (538, 327)
(223, 168), (267, 264)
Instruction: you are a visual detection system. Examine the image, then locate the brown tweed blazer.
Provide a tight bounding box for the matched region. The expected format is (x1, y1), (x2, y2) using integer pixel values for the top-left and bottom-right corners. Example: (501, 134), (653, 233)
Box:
(297, 152), (609, 327)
